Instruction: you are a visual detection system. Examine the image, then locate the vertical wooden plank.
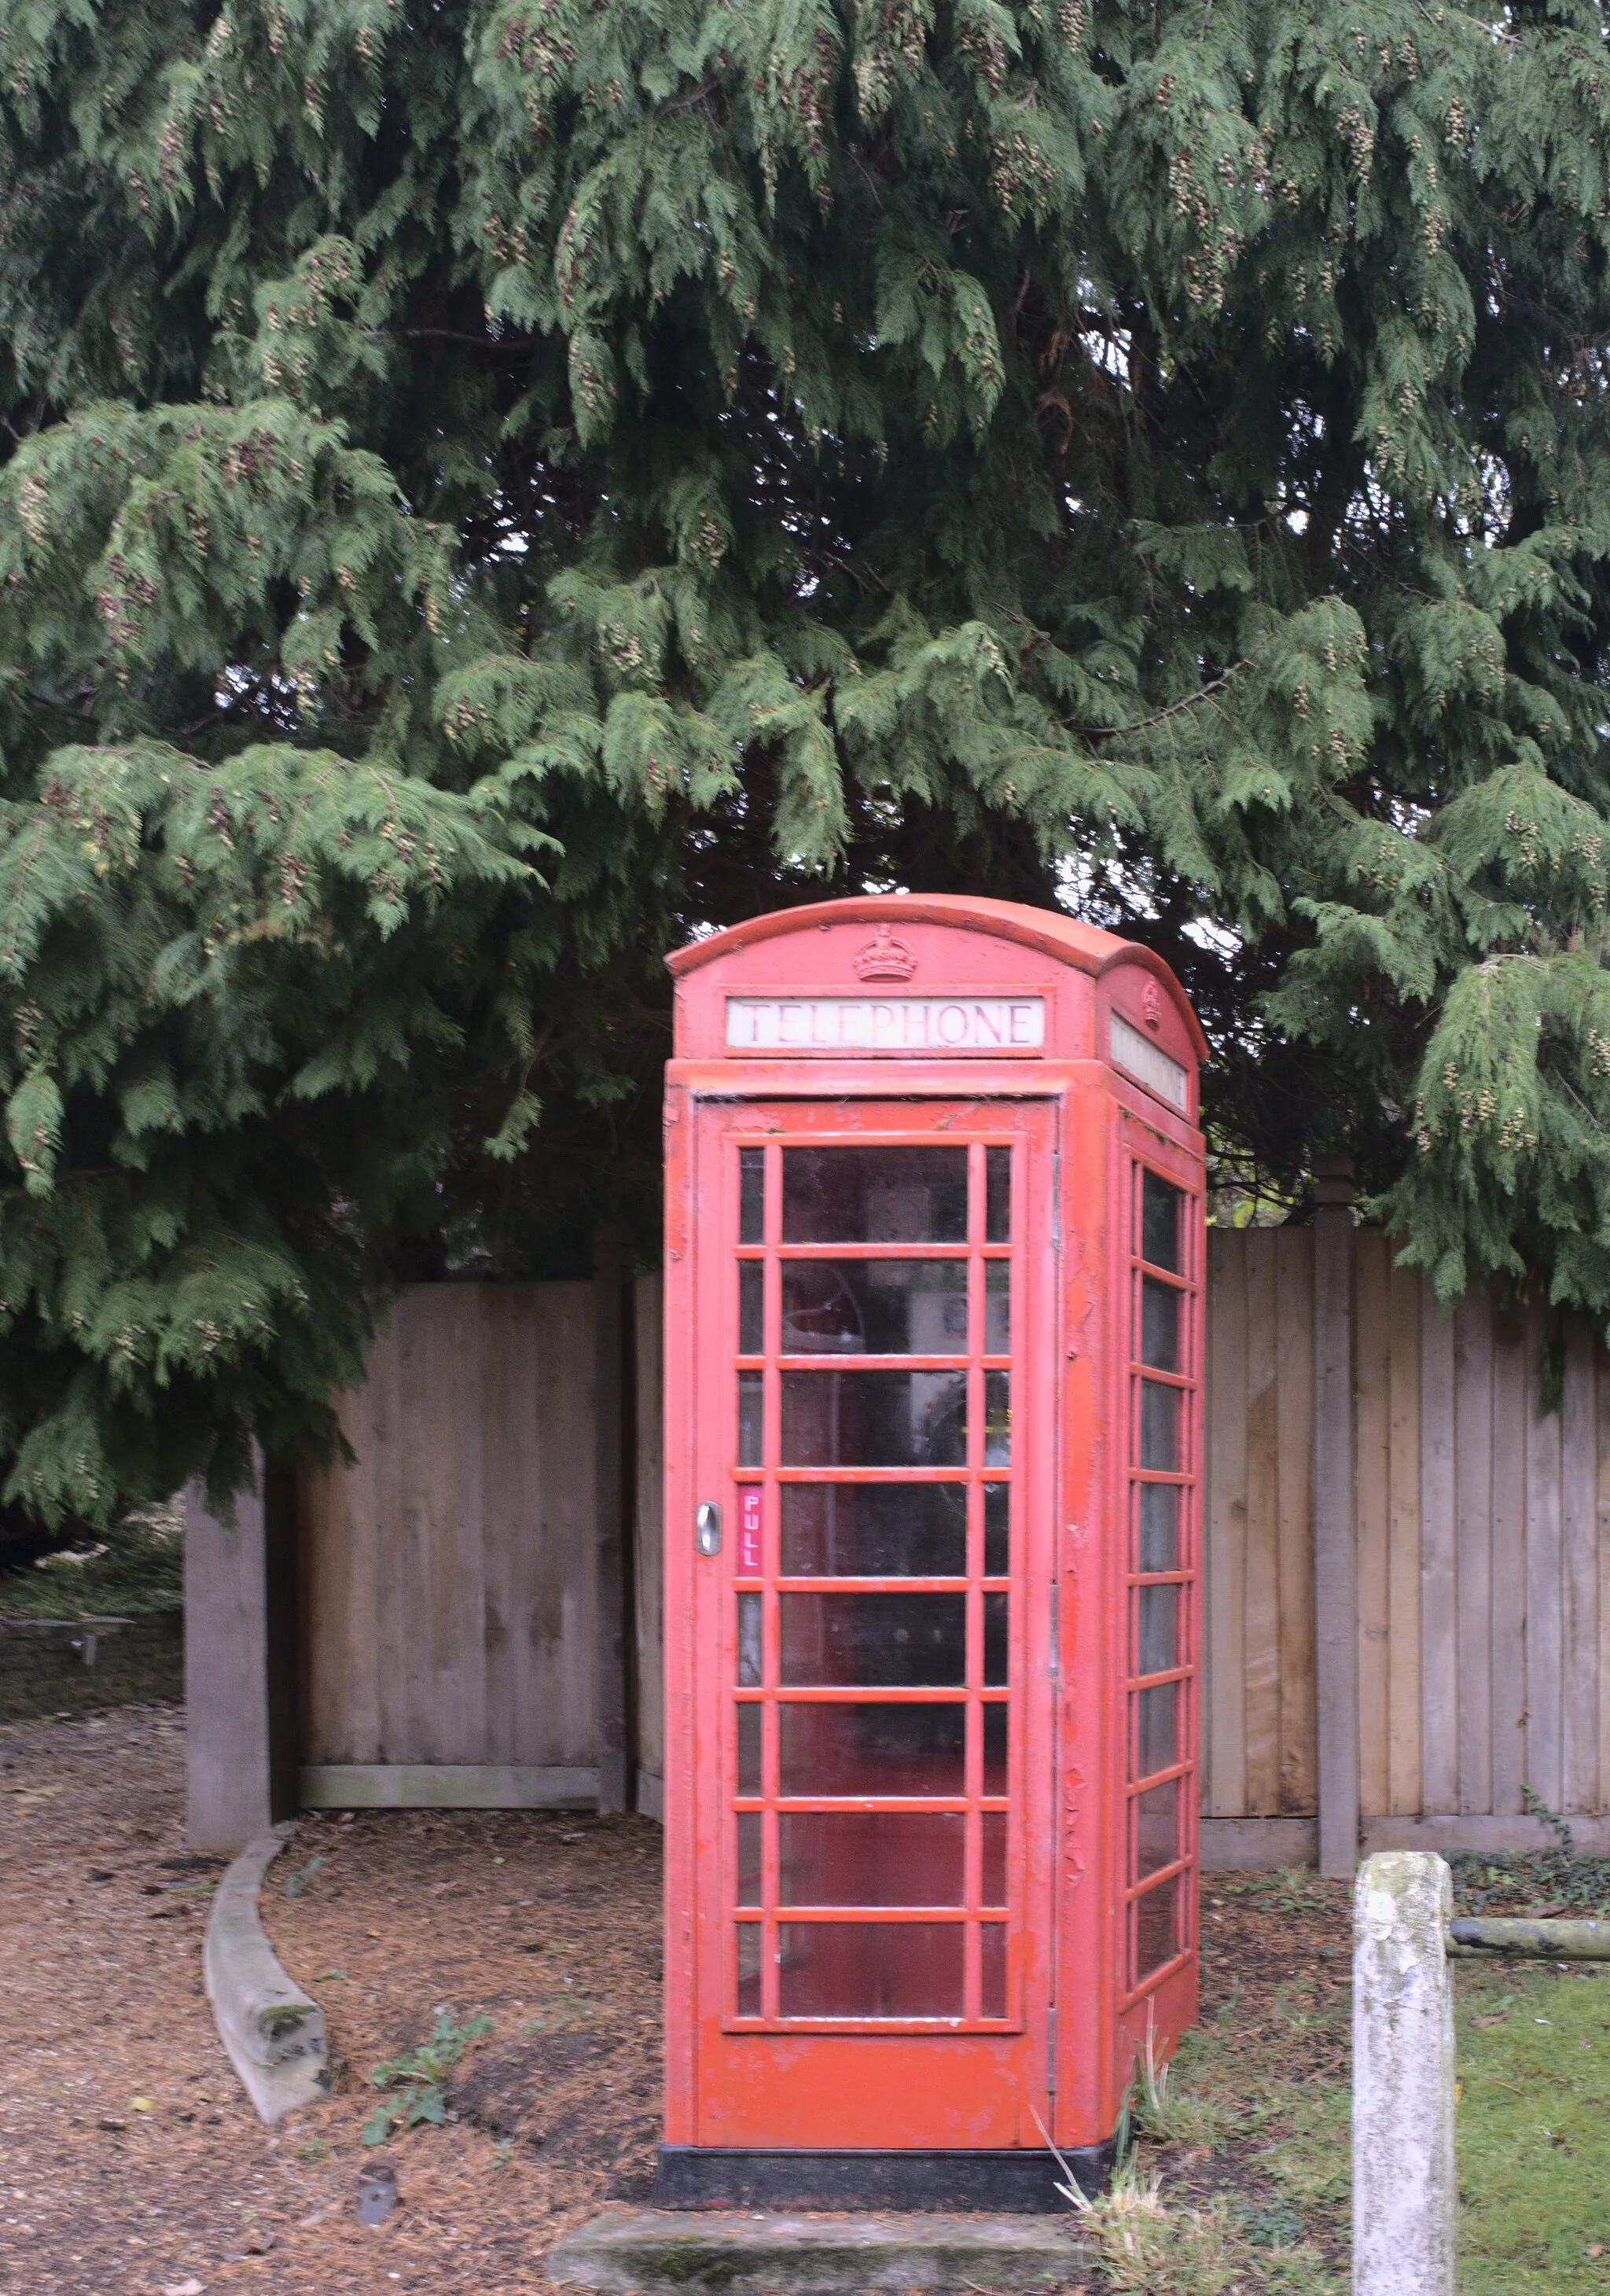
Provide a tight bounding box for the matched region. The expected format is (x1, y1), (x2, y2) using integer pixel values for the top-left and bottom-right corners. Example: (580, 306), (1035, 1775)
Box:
(1275, 1229), (1317, 1814)
(1355, 1231), (1391, 1820)
(1598, 1345), (1610, 1817)
(1386, 1257), (1423, 1816)
(634, 1271), (667, 1795)
(1419, 1289), (1459, 1816)
(1561, 1320), (1598, 1813)
(534, 1282), (597, 1770)
(1488, 1301), (1527, 1818)
(594, 1231), (632, 1812)
(1313, 1165), (1359, 1876)
(441, 1286), (487, 1764)
(1454, 1286), (1494, 1816)
(1524, 1298), (1564, 1812)
(479, 1288), (532, 1768)
(1243, 1230), (1282, 1815)
(1204, 1228), (1248, 1818)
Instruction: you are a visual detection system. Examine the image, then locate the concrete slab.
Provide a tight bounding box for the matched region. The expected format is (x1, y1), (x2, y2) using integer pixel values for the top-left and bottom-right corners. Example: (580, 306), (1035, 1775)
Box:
(546, 2208), (1094, 2293)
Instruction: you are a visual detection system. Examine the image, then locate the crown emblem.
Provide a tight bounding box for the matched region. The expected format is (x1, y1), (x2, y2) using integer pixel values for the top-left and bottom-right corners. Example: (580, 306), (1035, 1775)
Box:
(1141, 979), (1163, 1032)
(853, 923), (917, 983)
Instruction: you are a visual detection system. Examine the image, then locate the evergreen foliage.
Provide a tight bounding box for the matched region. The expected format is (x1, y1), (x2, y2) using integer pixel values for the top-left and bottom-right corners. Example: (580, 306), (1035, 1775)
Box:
(7, 0), (1610, 1510)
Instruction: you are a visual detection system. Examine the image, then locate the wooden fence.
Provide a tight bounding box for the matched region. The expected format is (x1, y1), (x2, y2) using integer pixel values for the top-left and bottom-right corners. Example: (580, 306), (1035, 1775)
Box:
(266, 1238), (1610, 1866)
(1204, 1224), (1610, 1866)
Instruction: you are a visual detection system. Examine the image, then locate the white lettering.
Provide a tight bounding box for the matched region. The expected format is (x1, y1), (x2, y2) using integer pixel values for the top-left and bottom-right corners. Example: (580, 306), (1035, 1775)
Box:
(725, 997), (1046, 1054)
(1110, 1012), (1189, 1109)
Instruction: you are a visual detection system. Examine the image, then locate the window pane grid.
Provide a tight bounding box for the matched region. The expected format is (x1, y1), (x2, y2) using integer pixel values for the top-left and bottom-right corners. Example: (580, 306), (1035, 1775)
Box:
(730, 1135), (1021, 2028)
(1125, 1157), (1198, 1997)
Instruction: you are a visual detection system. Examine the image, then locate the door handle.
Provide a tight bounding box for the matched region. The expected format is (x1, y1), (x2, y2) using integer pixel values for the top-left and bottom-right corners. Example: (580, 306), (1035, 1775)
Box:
(696, 1501), (722, 1557)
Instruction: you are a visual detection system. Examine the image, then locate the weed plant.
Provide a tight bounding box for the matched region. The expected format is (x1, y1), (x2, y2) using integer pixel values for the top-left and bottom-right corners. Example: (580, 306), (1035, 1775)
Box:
(362, 2011), (493, 2146)
(1448, 1790), (1610, 1918)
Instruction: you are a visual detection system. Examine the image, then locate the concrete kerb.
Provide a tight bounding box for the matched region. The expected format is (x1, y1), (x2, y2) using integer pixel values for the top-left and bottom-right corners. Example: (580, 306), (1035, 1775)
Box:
(203, 1820), (329, 2125)
(545, 2210), (1095, 2294)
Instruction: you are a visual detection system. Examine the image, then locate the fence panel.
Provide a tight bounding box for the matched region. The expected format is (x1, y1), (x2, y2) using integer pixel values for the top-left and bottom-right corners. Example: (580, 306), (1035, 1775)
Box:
(298, 1283), (600, 1805)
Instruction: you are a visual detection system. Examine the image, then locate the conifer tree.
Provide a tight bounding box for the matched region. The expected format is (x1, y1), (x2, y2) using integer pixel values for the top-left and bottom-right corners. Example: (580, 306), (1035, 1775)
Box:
(6, 0), (1610, 1512)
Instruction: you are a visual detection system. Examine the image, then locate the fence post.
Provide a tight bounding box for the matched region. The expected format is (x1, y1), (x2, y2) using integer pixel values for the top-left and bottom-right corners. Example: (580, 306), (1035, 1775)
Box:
(1352, 1850), (1457, 2296)
(185, 1452), (300, 1851)
(1314, 1156), (1359, 1878)
(594, 1226), (634, 1814)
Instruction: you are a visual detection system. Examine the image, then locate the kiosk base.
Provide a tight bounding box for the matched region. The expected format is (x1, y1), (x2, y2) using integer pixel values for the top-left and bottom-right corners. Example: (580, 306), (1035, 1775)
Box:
(652, 2143), (1116, 2212)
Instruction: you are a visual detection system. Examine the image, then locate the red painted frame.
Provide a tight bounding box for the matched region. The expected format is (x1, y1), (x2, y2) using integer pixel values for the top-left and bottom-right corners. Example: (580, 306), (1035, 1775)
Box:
(663, 896), (1206, 2158)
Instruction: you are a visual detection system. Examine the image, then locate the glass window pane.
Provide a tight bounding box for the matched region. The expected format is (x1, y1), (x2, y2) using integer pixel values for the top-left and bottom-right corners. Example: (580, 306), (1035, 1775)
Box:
(1139, 1379), (1178, 1470)
(1140, 1277), (1178, 1371)
(737, 1592), (763, 1687)
(983, 1484), (1009, 1575)
(737, 1702), (761, 1794)
(783, 1147), (967, 1243)
(1134, 1683), (1177, 1780)
(737, 1812), (762, 1907)
(780, 1812), (965, 1906)
(984, 1371), (1010, 1465)
(1138, 1482), (1178, 1573)
(983, 1592), (1009, 1687)
(1141, 1168), (1181, 1271)
(780, 1592), (966, 1686)
(981, 1923), (1006, 2017)
(781, 1260), (968, 1355)
(1135, 1881), (1181, 1981)
(986, 1147), (1011, 1243)
(778, 1923), (963, 2018)
(985, 1260), (1009, 1353)
(781, 1370), (966, 1466)
(982, 1811), (1006, 1906)
(737, 1922), (762, 2015)
(740, 1148), (766, 1245)
(781, 1484), (965, 1577)
(779, 1702), (965, 1796)
(983, 1703), (1008, 1796)
(739, 1261), (764, 1355)
(738, 1371), (763, 1466)
(1132, 1779), (1178, 1882)
(1135, 1584), (1178, 1679)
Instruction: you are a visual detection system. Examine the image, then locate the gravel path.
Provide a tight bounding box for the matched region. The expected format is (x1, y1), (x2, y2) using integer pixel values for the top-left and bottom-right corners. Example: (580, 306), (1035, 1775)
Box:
(0, 1703), (661, 2295)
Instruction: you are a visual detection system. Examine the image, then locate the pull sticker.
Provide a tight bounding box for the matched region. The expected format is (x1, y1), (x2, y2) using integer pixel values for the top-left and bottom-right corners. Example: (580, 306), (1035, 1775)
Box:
(739, 1488), (763, 1575)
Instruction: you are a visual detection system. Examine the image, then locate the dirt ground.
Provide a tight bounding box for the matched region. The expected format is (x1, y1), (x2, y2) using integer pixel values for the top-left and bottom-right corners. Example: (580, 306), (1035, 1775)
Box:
(0, 1701), (1353, 2295)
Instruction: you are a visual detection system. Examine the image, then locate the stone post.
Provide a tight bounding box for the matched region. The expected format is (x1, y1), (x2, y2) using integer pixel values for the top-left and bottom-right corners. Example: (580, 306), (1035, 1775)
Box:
(1352, 1850), (1457, 2296)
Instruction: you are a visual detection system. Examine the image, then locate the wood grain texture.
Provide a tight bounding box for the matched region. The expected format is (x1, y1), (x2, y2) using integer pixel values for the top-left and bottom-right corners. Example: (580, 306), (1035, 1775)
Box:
(1525, 1299), (1565, 1812)
(1203, 1228), (1248, 1818)
(1355, 1231), (1391, 1820)
(1599, 1353), (1610, 1818)
(1312, 1201), (1358, 1875)
(1454, 1286), (1494, 1816)
(1386, 1256), (1423, 1816)
(1419, 1290), (1459, 1817)
(300, 1284), (598, 1781)
(1274, 1229), (1317, 1814)
(1562, 1322), (1599, 1813)
(1489, 1302), (1528, 1820)
(1242, 1230), (1282, 1815)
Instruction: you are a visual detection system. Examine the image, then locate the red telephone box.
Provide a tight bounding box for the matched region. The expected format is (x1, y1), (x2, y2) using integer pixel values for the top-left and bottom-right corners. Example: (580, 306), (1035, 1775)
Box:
(656, 895), (1206, 2210)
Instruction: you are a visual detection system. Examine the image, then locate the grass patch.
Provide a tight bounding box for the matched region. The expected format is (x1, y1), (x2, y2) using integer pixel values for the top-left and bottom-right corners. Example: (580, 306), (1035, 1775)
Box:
(1097, 1958), (1351, 2293)
(1456, 1959), (1610, 2293)
(0, 1504), (182, 1618)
